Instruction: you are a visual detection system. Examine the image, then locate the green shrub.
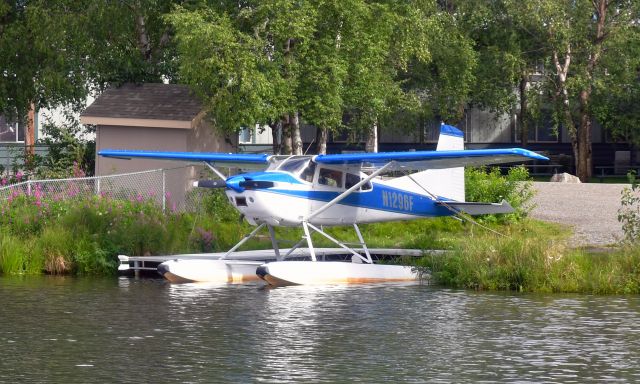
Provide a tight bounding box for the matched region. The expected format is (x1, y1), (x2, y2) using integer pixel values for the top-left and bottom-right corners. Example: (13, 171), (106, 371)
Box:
(199, 189), (241, 222)
(465, 166), (534, 223)
(73, 238), (116, 276)
(618, 171), (640, 243)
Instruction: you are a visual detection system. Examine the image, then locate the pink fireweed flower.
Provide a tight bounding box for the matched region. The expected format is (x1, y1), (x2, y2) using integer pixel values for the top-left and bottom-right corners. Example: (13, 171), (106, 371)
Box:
(15, 172), (23, 181)
(34, 184), (43, 199)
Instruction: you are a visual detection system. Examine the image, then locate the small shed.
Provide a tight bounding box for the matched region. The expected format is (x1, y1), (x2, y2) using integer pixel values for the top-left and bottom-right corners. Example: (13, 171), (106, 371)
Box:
(80, 83), (237, 208)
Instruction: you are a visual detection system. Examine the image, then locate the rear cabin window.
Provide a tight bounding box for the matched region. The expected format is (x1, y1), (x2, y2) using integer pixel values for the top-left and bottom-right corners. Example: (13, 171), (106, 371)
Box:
(345, 173), (372, 191)
(318, 168), (343, 188)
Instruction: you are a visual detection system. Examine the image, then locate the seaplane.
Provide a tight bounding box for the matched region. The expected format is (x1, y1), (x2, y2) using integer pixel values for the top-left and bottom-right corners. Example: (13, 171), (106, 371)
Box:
(100, 125), (547, 285)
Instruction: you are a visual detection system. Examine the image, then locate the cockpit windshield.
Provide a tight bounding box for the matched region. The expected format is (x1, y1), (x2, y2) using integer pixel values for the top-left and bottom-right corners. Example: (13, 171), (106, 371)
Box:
(276, 157), (309, 174)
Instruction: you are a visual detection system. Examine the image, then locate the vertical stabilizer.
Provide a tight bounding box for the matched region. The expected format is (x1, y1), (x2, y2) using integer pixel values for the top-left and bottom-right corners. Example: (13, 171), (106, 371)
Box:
(386, 124), (466, 202)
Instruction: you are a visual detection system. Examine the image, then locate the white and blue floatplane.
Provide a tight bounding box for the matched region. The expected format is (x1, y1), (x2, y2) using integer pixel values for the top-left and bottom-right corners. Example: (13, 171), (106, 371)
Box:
(102, 125), (547, 286)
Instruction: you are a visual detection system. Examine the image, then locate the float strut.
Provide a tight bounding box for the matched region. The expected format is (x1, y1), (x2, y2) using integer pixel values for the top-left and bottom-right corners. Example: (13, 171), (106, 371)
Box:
(221, 223), (266, 259)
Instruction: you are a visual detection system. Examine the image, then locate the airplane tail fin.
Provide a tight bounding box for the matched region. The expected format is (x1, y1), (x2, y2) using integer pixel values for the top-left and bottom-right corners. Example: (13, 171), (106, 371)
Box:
(386, 124), (466, 201)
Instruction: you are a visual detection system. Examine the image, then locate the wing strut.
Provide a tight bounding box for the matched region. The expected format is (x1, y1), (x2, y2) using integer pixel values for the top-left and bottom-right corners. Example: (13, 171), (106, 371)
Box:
(203, 162), (227, 181)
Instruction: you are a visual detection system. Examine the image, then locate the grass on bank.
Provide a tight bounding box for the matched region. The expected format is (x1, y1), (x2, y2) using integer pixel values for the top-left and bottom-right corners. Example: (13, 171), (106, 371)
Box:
(415, 219), (640, 295)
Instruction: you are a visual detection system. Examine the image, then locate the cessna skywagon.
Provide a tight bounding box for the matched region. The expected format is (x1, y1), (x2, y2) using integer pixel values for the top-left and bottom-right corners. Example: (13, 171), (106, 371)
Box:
(100, 125), (547, 285)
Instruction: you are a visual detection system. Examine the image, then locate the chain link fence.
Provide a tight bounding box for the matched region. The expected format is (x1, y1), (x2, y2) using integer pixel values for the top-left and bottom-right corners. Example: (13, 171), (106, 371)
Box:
(0, 166), (210, 212)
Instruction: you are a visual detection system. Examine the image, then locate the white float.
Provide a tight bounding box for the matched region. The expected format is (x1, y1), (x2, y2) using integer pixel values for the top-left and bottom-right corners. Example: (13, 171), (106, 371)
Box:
(157, 259), (263, 283)
(256, 260), (419, 286)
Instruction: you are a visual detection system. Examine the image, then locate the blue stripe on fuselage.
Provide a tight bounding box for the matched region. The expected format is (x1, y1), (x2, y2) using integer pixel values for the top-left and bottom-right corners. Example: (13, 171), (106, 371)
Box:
(253, 183), (453, 217)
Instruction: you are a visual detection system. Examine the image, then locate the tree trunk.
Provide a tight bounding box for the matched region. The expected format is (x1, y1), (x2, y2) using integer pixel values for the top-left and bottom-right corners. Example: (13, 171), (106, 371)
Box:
(576, 89), (593, 180)
(365, 119), (378, 153)
(519, 74), (529, 147)
(282, 115), (292, 155)
(315, 126), (328, 154)
(270, 121), (281, 155)
(564, 0), (607, 181)
(291, 111), (302, 155)
(25, 102), (35, 156)
(134, 12), (152, 61)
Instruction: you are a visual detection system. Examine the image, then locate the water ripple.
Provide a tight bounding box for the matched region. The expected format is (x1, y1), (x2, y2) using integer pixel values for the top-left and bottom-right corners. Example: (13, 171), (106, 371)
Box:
(0, 277), (639, 383)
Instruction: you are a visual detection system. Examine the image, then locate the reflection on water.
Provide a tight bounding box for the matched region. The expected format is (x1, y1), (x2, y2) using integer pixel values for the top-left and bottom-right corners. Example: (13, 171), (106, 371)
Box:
(1, 276), (639, 383)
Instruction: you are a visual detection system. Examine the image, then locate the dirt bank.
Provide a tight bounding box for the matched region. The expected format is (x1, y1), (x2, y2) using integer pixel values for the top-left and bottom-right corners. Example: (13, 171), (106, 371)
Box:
(529, 182), (628, 247)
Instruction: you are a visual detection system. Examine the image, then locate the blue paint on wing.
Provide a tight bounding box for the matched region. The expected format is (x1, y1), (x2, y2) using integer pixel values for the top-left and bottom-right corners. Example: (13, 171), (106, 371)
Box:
(99, 149), (271, 164)
(314, 148), (548, 166)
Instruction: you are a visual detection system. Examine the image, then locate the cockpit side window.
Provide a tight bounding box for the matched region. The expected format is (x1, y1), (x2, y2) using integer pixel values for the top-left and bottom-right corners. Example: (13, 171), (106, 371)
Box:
(318, 168), (343, 188)
(300, 162), (316, 183)
(345, 173), (372, 191)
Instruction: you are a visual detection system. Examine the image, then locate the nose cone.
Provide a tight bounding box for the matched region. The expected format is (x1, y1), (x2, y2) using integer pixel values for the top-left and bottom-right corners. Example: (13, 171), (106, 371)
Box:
(226, 176), (246, 192)
(256, 265), (269, 280)
(157, 262), (169, 277)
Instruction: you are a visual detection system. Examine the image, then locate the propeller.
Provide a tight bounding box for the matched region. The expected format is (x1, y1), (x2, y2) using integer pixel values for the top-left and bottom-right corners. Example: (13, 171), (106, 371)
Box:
(194, 178), (274, 192)
(194, 180), (226, 188)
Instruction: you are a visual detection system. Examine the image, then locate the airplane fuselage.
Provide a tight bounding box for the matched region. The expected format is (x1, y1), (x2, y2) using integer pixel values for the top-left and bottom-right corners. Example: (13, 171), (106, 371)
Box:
(223, 160), (451, 227)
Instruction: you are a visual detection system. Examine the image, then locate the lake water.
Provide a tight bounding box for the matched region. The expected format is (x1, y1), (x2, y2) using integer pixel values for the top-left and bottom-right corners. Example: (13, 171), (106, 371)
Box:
(1, 276), (639, 383)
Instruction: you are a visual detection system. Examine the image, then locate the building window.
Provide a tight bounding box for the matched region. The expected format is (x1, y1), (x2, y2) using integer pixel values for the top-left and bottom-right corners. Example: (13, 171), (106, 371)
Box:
(239, 127), (253, 144)
(0, 116), (24, 142)
(517, 112), (559, 143)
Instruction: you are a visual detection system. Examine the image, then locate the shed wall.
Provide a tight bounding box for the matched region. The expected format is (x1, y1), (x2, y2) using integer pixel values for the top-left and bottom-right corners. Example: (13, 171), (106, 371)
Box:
(96, 125), (192, 208)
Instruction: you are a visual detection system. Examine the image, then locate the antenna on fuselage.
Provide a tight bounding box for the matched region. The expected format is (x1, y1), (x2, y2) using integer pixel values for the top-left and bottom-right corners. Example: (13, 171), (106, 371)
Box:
(303, 138), (315, 155)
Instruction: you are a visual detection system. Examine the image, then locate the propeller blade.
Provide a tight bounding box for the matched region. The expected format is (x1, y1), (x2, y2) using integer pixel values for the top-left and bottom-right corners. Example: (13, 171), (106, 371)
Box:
(194, 180), (227, 188)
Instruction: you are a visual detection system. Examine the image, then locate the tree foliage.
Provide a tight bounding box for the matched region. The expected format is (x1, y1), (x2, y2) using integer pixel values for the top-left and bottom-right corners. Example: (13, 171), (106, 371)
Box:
(2, 0), (640, 171)
(0, 0), (179, 119)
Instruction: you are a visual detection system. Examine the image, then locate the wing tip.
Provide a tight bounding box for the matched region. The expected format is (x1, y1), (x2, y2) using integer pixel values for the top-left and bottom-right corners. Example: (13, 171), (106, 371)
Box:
(512, 148), (549, 161)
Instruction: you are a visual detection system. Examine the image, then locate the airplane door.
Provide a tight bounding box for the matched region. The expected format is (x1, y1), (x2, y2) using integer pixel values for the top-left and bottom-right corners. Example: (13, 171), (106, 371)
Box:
(311, 167), (346, 223)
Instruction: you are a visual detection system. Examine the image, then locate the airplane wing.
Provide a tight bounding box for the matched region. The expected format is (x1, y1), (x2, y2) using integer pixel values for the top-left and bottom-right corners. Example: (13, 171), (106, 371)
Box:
(98, 149), (272, 169)
(313, 148), (548, 171)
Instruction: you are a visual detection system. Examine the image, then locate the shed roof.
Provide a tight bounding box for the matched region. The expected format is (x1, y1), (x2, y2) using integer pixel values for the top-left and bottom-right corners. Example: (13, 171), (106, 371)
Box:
(80, 83), (203, 129)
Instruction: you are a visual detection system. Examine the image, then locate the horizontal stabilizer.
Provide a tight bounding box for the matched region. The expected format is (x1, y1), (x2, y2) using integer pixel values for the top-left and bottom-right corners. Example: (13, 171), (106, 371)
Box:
(436, 200), (514, 215)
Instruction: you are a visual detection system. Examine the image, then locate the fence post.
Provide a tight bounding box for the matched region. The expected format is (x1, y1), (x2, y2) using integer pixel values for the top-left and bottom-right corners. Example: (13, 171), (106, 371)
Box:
(27, 180), (31, 197)
(95, 178), (100, 196)
(162, 169), (166, 213)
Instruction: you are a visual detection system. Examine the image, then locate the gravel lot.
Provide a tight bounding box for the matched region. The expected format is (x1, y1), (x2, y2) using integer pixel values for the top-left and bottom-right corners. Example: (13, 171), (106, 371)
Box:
(529, 182), (629, 247)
